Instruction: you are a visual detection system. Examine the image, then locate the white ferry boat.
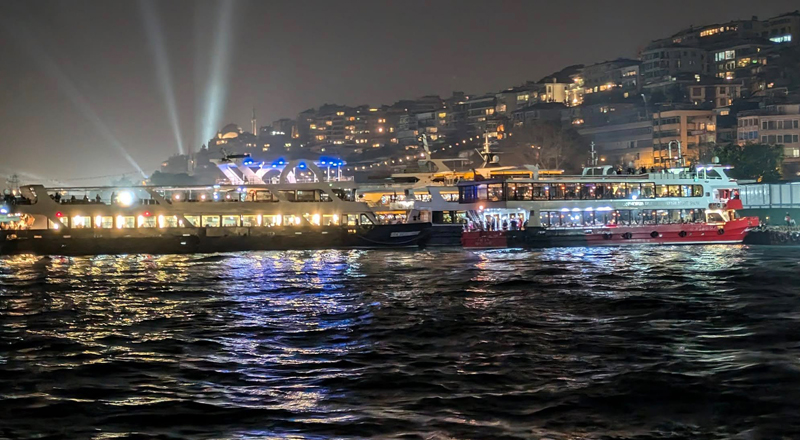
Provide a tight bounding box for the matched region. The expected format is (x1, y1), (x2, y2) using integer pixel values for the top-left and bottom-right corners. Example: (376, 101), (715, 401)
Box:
(0, 159), (431, 255)
(457, 162), (758, 248)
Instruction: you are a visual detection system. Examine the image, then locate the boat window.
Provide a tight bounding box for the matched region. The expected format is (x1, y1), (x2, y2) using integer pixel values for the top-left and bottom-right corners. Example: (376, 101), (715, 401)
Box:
(222, 215), (239, 227)
(630, 209), (641, 225)
(539, 211), (550, 227)
(320, 192), (333, 202)
(332, 188), (355, 202)
(641, 183), (655, 199)
(116, 216), (136, 229)
(618, 210), (632, 225)
(692, 185), (703, 197)
(580, 184), (596, 200)
(262, 215), (281, 226)
(278, 190), (296, 201)
(253, 190), (277, 202)
(71, 216), (92, 229)
(583, 211), (596, 226)
(564, 183), (580, 200)
(477, 185), (488, 201)
(360, 214), (374, 225)
(97, 216), (114, 229)
(641, 210), (657, 225)
(138, 215), (157, 228)
(241, 215), (259, 227)
(596, 183), (612, 199)
(612, 183), (628, 199)
(284, 215), (302, 226)
(512, 183), (532, 201)
(656, 185), (669, 198)
(183, 215), (200, 227)
(346, 214), (358, 226)
(668, 185), (682, 197)
(551, 184), (565, 200)
(322, 214), (339, 226)
(459, 186), (473, 203)
(441, 192), (458, 202)
(296, 190), (316, 202)
(629, 184), (642, 199)
(707, 212), (724, 222)
(487, 184), (503, 202)
(532, 184), (549, 200)
(545, 211), (557, 227)
(201, 215), (220, 227)
(657, 210), (681, 224)
(564, 211), (582, 227)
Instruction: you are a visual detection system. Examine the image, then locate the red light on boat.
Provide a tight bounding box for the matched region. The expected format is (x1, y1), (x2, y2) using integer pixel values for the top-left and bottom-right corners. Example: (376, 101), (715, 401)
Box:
(55, 212), (63, 218)
(144, 211), (151, 217)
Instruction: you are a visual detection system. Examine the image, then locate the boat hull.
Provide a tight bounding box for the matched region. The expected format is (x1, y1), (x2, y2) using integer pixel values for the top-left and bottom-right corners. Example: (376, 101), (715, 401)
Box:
(0, 223), (432, 256)
(462, 217), (757, 249)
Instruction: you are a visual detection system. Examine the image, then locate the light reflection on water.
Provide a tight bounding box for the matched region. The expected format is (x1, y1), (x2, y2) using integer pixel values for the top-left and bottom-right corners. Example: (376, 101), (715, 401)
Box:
(1, 246), (800, 438)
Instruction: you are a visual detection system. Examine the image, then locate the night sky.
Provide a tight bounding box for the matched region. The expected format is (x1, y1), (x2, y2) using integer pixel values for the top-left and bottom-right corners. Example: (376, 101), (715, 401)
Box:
(1, 0), (797, 184)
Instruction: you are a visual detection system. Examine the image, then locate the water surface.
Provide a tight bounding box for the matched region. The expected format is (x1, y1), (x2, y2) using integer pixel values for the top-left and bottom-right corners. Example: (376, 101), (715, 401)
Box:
(2, 246), (800, 439)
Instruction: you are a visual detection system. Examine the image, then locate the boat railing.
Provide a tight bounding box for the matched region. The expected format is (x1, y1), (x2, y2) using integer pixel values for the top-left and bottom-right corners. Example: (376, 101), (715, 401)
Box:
(545, 171), (721, 181)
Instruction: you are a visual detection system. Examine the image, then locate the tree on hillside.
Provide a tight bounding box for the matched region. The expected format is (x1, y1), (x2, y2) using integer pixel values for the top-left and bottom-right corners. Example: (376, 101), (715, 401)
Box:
(696, 142), (718, 164)
(502, 121), (586, 172)
(714, 143), (783, 182)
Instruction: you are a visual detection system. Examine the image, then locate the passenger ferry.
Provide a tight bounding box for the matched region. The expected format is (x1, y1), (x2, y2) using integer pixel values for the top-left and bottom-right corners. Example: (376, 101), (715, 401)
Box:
(0, 159), (431, 255)
(458, 162), (759, 248)
(355, 134), (562, 245)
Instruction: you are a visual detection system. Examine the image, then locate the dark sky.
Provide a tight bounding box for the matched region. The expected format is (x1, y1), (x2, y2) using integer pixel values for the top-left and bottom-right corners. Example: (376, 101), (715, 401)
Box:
(1, 0), (798, 183)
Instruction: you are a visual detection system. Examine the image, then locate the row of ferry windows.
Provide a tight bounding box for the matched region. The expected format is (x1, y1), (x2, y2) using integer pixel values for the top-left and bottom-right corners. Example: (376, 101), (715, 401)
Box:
(55, 214), (372, 229)
(459, 183), (705, 202)
(539, 209), (709, 228)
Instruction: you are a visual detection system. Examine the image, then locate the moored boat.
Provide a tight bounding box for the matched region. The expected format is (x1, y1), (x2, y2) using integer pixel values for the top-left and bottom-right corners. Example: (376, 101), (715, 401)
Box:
(0, 163), (431, 255)
(458, 163), (758, 248)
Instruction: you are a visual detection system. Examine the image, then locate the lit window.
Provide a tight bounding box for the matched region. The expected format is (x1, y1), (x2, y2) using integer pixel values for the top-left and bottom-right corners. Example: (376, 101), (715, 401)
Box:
(770, 35), (792, 44)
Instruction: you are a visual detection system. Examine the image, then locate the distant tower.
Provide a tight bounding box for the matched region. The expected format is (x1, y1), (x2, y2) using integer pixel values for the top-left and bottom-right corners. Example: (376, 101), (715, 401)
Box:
(251, 107), (257, 135)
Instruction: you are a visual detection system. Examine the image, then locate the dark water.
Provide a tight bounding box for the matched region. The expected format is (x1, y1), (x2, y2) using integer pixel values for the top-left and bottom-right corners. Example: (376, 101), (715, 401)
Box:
(2, 247), (800, 439)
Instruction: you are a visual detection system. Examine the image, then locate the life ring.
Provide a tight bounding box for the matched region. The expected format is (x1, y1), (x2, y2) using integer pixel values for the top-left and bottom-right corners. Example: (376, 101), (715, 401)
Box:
(678, 231), (687, 237)
(602, 232), (613, 240)
(717, 228), (725, 235)
(622, 232), (633, 239)
(650, 231), (659, 238)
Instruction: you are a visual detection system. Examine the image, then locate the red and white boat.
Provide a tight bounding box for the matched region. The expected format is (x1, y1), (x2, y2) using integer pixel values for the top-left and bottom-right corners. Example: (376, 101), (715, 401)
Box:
(458, 163), (758, 249)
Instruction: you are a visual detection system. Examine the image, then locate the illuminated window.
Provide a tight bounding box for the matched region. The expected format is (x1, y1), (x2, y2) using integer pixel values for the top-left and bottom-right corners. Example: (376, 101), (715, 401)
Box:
(221, 215), (239, 227)
(770, 35), (792, 44)
(325, 120), (332, 126)
(336, 111), (345, 116)
(201, 215), (220, 227)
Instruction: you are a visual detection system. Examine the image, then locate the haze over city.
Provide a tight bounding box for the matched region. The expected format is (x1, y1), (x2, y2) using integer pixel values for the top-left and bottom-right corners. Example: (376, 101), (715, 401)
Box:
(1, 0), (798, 184)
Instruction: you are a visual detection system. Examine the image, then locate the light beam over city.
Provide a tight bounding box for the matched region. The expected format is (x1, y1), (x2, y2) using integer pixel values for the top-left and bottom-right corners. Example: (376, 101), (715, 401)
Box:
(139, 0), (185, 155)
